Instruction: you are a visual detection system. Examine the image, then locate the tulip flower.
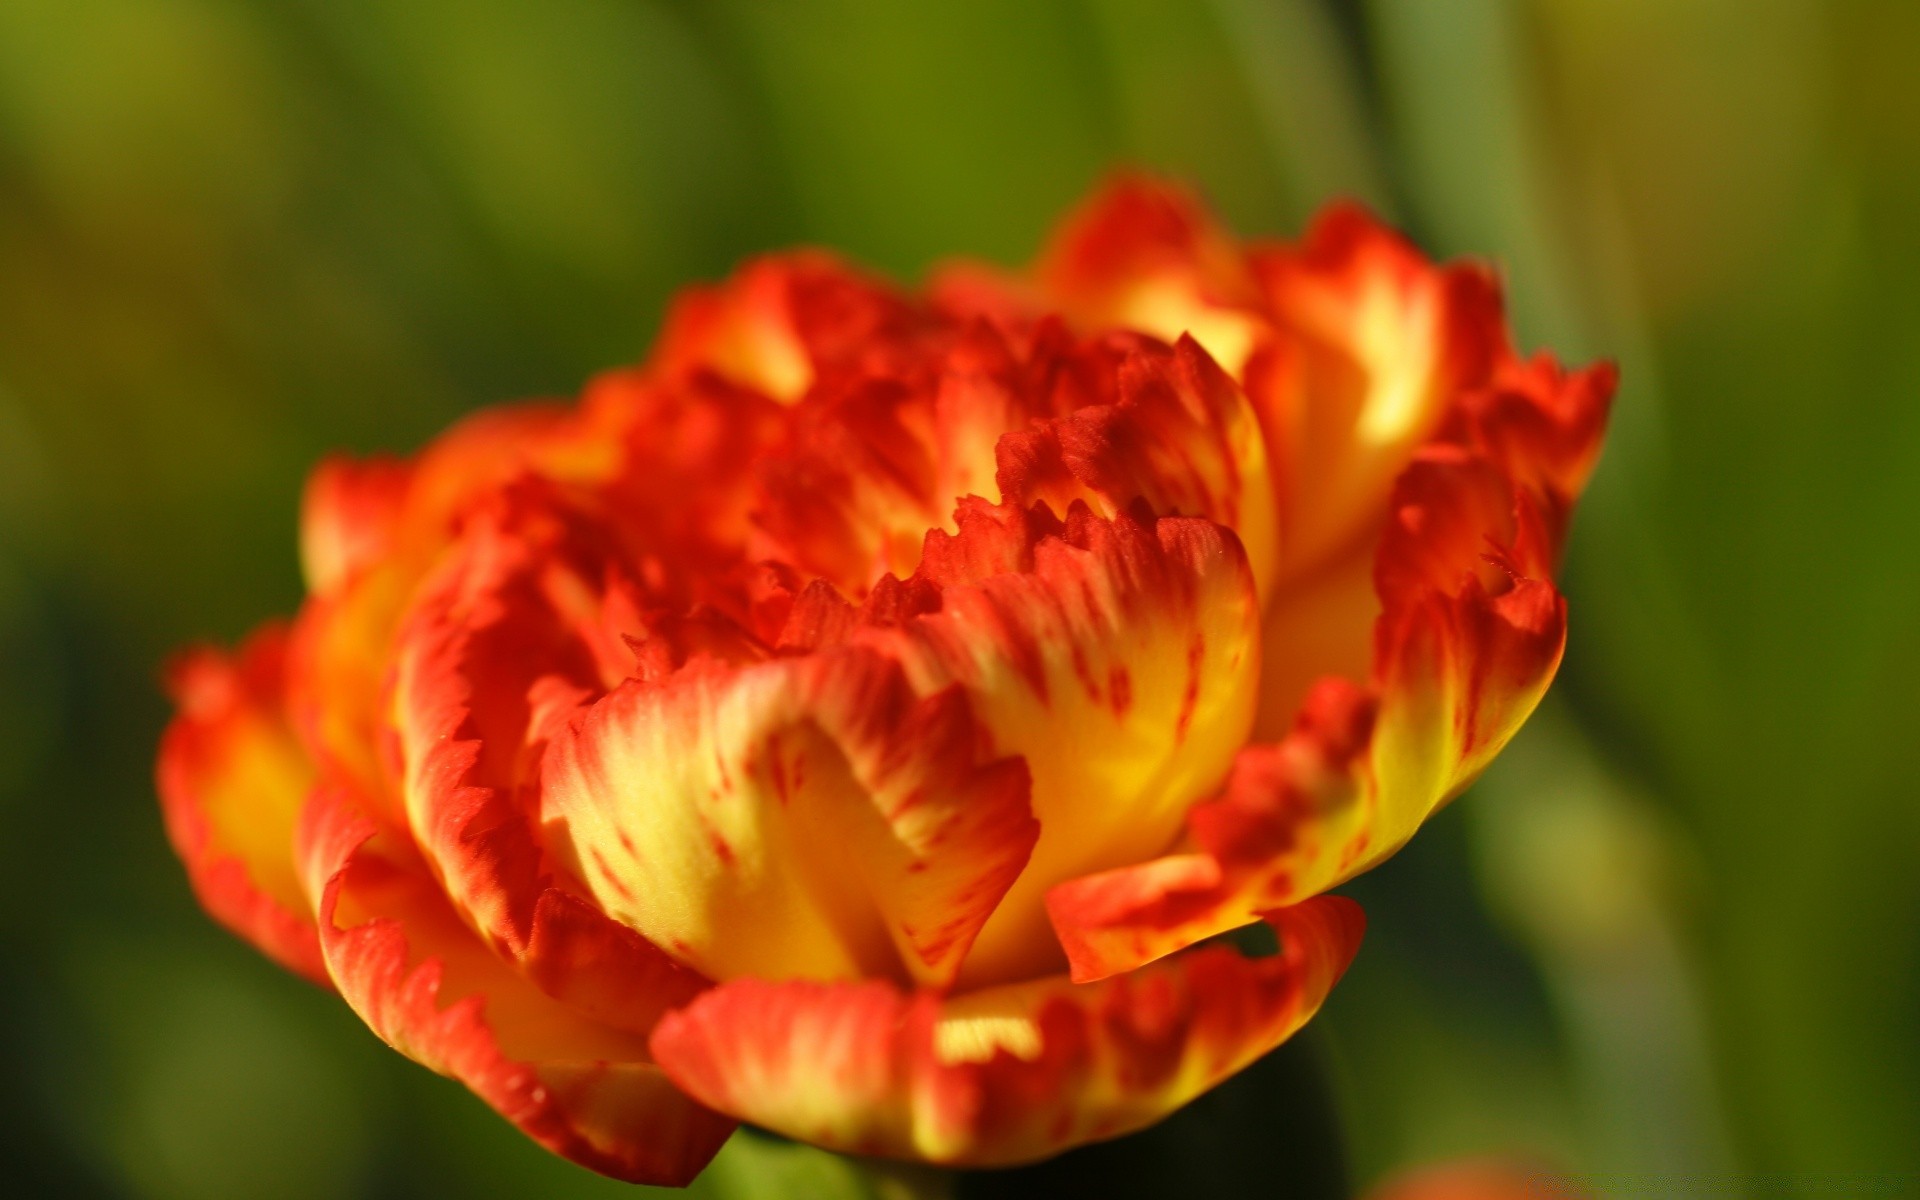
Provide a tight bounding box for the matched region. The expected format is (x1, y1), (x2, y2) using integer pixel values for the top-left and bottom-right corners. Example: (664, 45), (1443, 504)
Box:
(157, 176), (1611, 1183)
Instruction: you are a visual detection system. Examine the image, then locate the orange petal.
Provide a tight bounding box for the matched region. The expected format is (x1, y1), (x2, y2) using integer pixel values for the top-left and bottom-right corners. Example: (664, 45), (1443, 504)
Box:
(1028, 173), (1267, 376)
(286, 401), (625, 810)
(1247, 200), (1508, 583)
(157, 622), (327, 983)
(887, 501), (1262, 987)
(541, 641), (1039, 989)
(296, 783), (734, 1186)
(1049, 451), (1565, 981)
(299, 454), (411, 597)
(650, 251), (925, 404)
(649, 895), (1362, 1167)
(1439, 354), (1617, 558)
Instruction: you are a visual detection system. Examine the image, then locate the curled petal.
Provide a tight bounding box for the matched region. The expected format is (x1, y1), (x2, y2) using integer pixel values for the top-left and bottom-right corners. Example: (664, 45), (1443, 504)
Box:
(649, 895), (1361, 1167)
(300, 455), (411, 597)
(296, 784), (733, 1186)
(157, 623), (326, 983)
(1049, 452), (1564, 981)
(1248, 200), (1507, 582)
(889, 502), (1262, 987)
(651, 252), (924, 404)
(287, 402), (625, 807)
(389, 493), (709, 1033)
(1027, 174), (1266, 376)
(1440, 355), (1617, 555)
(542, 642), (1038, 989)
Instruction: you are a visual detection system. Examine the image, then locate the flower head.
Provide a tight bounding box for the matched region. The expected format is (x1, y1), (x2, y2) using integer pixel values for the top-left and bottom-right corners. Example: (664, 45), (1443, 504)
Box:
(158, 176), (1610, 1182)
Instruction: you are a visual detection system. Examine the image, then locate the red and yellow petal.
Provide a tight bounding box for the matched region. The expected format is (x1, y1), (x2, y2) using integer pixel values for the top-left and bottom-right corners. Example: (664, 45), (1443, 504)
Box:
(749, 374), (951, 592)
(1440, 354), (1617, 557)
(541, 640), (1039, 990)
(296, 783), (734, 1185)
(388, 491), (710, 1034)
(1048, 450), (1566, 982)
(884, 502), (1262, 987)
(1027, 174), (1267, 377)
(997, 335), (1280, 599)
(299, 454), (412, 597)
(157, 622), (326, 983)
(286, 401), (626, 808)
(580, 366), (790, 589)
(649, 895), (1362, 1167)
(1247, 201), (1508, 583)
(650, 252), (925, 404)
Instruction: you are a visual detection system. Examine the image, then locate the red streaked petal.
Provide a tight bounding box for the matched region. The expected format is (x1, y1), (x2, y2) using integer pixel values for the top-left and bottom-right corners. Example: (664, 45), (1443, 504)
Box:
(883, 502), (1262, 987)
(296, 784), (733, 1186)
(578, 366), (789, 590)
(157, 622), (327, 984)
(650, 252), (924, 404)
(649, 895), (1362, 1167)
(388, 494), (710, 1034)
(286, 401), (631, 812)
(1027, 174), (1266, 376)
(750, 374), (949, 592)
(997, 336), (1280, 600)
(1440, 354), (1617, 558)
(541, 643), (1038, 990)
(1248, 200), (1508, 583)
(1049, 450), (1566, 981)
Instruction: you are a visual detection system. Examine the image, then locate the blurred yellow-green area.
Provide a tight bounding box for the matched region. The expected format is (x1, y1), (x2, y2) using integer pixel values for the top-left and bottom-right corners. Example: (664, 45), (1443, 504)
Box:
(3, 2), (1917, 1197)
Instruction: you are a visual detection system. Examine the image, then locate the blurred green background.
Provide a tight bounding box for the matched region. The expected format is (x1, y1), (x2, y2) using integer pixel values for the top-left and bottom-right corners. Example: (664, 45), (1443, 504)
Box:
(2, 1), (1916, 1197)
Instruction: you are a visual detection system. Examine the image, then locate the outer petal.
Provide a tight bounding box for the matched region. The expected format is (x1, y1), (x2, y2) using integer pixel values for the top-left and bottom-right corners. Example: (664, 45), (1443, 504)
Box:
(650, 252), (925, 404)
(888, 502), (1262, 987)
(157, 622), (327, 983)
(296, 784), (734, 1186)
(541, 641), (1039, 990)
(1440, 354), (1617, 557)
(287, 402), (619, 808)
(1028, 174), (1267, 377)
(1049, 449), (1565, 981)
(299, 454), (411, 597)
(649, 895), (1362, 1167)
(1247, 201), (1508, 583)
